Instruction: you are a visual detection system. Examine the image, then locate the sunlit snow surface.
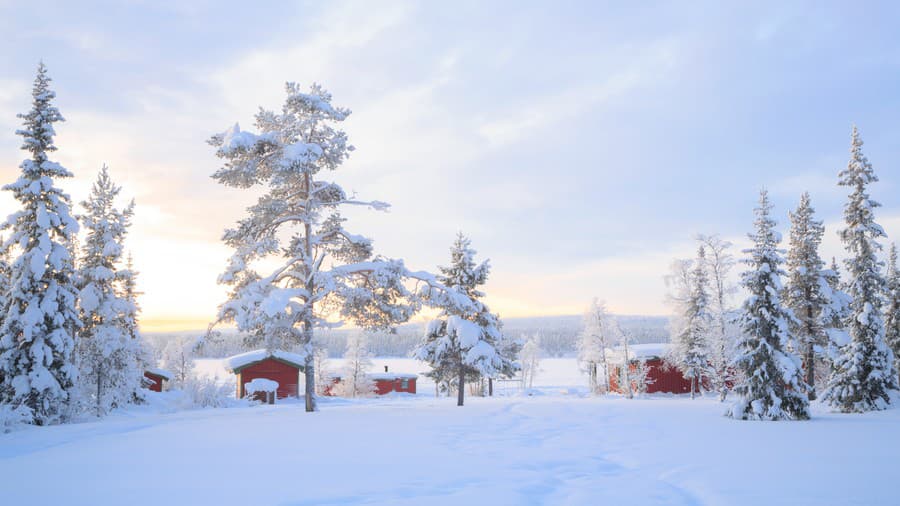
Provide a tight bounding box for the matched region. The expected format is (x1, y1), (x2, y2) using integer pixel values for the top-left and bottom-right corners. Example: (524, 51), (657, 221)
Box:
(1, 358), (897, 505)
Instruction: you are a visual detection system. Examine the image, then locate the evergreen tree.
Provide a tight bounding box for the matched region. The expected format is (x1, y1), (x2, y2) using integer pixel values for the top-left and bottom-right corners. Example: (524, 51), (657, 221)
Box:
(784, 192), (828, 400)
(414, 233), (509, 406)
(726, 190), (809, 421)
(210, 83), (471, 412)
(884, 244), (900, 382)
(824, 127), (898, 412)
(76, 166), (143, 416)
(673, 246), (712, 399)
(0, 63), (81, 425)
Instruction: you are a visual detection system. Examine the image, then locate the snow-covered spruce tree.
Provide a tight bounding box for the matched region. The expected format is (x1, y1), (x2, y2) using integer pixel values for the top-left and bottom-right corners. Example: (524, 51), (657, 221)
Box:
(726, 190), (809, 421)
(520, 333), (542, 389)
(414, 233), (509, 407)
(76, 166), (144, 416)
(211, 83), (469, 412)
(578, 298), (612, 394)
(697, 234), (738, 401)
(0, 64), (81, 425)
(672, 246), (712, 399)
(823, 127), (898, 412)
(784, 192), (829, 400)
(337, 333), (375, 397)
(884, 244), (900, 381)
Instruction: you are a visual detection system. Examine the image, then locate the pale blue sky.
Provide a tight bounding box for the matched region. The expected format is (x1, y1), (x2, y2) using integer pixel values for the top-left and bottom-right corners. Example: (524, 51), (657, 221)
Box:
(1, 1), (899, 328)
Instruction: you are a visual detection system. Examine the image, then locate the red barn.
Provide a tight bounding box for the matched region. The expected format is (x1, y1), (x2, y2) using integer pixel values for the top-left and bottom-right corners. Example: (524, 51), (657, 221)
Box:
(143, 368), (172, 392)
(607, 343), (693, 394)
(224, 350), (306, 400)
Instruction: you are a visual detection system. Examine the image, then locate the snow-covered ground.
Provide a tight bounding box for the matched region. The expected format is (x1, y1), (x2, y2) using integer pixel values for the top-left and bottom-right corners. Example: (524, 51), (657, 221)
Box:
(2, 359), (897, 505)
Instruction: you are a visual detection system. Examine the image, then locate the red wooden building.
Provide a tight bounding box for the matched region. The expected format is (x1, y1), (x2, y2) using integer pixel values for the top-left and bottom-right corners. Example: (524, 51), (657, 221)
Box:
(143, 368), (173, 392)
(224, 350), (306, 400)
(369, 372), (417, 395)
(607, 343), (693, 394)
(323, 369), (418, 396)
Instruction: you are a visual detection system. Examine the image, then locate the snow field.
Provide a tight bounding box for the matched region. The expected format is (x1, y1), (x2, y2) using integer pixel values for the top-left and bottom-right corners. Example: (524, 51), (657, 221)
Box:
(1, 357), (897, 505)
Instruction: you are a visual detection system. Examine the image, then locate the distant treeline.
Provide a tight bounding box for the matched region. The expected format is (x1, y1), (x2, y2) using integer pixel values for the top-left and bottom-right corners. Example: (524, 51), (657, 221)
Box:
(143, 314), (671, 360)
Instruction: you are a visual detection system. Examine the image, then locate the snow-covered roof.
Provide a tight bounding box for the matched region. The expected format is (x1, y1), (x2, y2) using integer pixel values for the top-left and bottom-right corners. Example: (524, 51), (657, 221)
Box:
(145, 368), (173, 380)
(223, 349), (307, 372)
(328, 372), (418, 380)
(605, 343), (671, 364)
(367, 372), (418, 380)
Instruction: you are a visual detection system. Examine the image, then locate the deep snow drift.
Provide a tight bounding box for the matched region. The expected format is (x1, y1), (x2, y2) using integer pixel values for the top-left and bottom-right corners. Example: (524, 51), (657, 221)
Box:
(1, 359), (897, 505)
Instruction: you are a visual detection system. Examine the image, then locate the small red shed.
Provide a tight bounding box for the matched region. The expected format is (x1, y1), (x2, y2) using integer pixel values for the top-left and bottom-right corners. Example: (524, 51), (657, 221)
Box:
(323, 370), (418, 396)
(369, 372), (417, 395)
(607, 343), (693, 394)
(143, 368), (173, 392)
(223, 349), (306, 400)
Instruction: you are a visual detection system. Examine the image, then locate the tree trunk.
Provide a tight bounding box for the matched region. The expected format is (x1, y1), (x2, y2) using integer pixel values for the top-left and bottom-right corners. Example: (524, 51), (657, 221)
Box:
(805, 343), (816, 401)
(806, 304), (817, 401)
(690, 376), (696, 400)
(457, 362), (465, 407)
(488, 377), (493, 396)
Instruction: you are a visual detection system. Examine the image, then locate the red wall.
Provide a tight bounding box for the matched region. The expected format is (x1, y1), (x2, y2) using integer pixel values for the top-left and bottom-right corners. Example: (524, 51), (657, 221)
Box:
(609, 358), (692, 394)
(237, 358), (301, 399)
(144, 372), (165, 392)
(373, 377), (416, 395)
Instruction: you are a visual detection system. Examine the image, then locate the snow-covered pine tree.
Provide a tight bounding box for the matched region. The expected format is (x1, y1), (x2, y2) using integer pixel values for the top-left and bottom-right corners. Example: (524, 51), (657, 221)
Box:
(414, 233), (508, 406)
(884, 244), (900, 382)
(726, 190), (809, 421)
(824, 127), (898, 412)
(578, 298), (612, 394)
(672, 246), (712, 399)
(697, 234), (738, 401)
(211, 83), (472, 412)
(337, 333), (375, 397)
(76, 166), (144, 416)
(784, 192), (829, 400)
(520, 333), (542, 389)
(0, 63), (81, 425)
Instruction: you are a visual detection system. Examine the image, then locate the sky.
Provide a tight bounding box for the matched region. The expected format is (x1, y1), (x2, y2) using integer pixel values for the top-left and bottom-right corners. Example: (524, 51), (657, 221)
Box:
(1, 1), (900, 331)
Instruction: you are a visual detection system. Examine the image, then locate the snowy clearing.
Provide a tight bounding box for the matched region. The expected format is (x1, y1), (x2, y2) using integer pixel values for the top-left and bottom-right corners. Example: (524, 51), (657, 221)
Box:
(1, 358), (897, 506)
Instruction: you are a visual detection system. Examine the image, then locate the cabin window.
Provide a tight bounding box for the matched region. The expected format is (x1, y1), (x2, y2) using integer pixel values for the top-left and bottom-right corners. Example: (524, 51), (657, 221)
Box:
(401, 379), (409, 390)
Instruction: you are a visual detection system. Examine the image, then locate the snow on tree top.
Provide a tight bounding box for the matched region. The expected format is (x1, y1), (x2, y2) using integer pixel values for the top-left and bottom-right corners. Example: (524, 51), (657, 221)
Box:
(605, 343), (671, 364)
(223, 349), (307, 372)
(145, 368), (173, 380)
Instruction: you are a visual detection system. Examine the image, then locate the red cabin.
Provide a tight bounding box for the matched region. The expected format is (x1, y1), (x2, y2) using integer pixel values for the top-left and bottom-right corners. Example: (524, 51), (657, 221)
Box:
(323, 370), (417, 396)
(224, 350), (306, 400)
(607, 343), (693, 394)
(369, 372), (417, 395)
(143, 369), (173, 392)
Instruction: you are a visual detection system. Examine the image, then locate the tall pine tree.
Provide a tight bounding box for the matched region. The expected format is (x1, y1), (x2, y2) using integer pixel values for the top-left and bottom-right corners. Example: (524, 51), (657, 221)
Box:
(76, 166), (143, 416)
(784, 192), (828, 400)
(414, 233), (510, 406)
(824, 127), (898, 412)
(0, 63), (81, 425)
(727, 190), (809, 421)
(884, 244), (900, 382)
(673, 246), (711, 399)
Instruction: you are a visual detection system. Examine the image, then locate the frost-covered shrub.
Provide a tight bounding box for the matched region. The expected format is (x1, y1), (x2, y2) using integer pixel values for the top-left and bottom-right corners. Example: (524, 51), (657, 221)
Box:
(177, 373), (235, 409)
(0, 404), (32, 433)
